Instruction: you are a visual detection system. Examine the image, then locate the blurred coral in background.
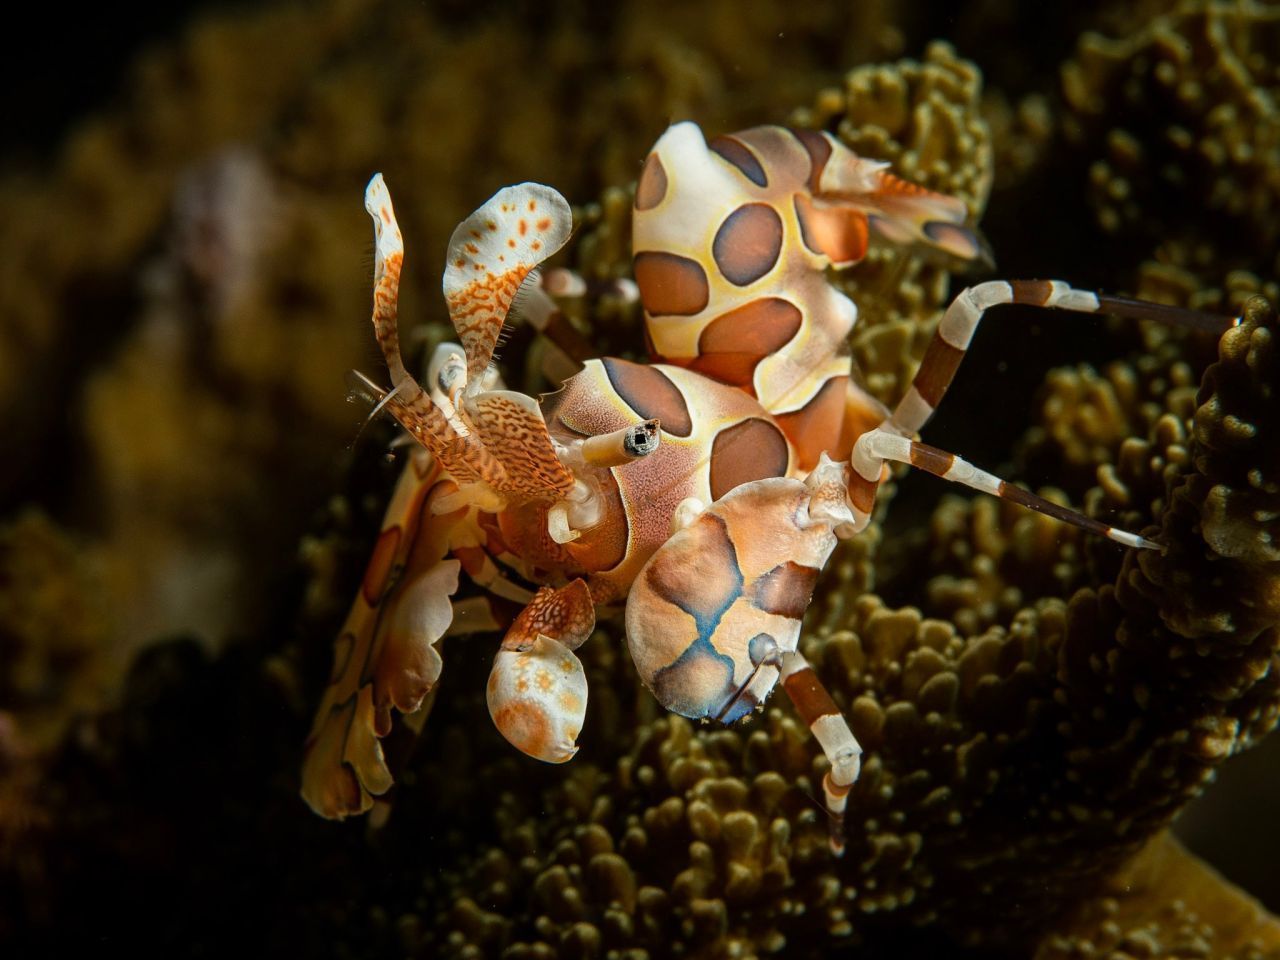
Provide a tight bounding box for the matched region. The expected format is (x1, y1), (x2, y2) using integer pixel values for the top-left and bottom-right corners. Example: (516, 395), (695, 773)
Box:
(1, 1), (1277, 956)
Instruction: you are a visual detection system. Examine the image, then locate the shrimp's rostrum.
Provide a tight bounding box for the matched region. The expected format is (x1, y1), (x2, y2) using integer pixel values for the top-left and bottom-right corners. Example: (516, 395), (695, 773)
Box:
(302, 122), (1238, 855)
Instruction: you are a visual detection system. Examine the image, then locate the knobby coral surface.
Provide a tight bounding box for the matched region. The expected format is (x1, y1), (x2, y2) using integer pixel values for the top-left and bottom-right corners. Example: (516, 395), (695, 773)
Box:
(1062, 0), (1280, 276)
(368, 293), (1280, 960)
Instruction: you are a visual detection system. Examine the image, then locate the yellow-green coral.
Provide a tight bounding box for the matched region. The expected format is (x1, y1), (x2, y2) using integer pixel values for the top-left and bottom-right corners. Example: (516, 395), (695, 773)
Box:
(1038, 832), (1280, 960)
(1062, 0), (1280, 270)
(406, 304), (1280, 958)
(0, 512), (113, 750)
(3, 0), (1279, 955)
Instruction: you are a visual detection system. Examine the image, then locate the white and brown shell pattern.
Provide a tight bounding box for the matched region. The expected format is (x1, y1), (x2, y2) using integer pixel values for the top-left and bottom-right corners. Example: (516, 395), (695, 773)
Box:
(540, 357), (801, 605)
(631, 122), (861, 471)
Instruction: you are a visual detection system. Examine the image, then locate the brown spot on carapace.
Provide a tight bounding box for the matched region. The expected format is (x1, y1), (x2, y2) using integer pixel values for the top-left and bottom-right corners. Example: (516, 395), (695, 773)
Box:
(709, 418), (790, 500)
(712, 203), (783, 286)
(775, 376), (848, 471)
(486, 220), (498, 231)
(683, 353), (759, 391)
(602, 357), (693, 436)
(700, 297), (802, 355)
(751, 561), (820, 620)
(913, 336), (966, 407)
(528, 199), (537, 211)
(789, 127), (832, 192)
(1011, 279), (1054, 305)
(688, 298), (803, 388)
(518, 219), (528, 236)
(635, 152), (668, 210)
(680, 299), (798, 391)
(794, 194), (869, 265)
(531, 240), (542, 252)
(709, 135), (767, 187)
(536, 218), (551, 231)
(633, 251), (710, 316)
(362, 526), (401, 604)
(465, 242), (480, 254)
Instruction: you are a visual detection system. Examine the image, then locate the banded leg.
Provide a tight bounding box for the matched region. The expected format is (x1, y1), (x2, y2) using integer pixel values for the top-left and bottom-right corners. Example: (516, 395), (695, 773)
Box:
(890, 280), (1242, 436)
(780, 649), (861, 856)
(853, 427), (1160, 550)
(453, 545), (536, 604)
(529, 268), (640, 370)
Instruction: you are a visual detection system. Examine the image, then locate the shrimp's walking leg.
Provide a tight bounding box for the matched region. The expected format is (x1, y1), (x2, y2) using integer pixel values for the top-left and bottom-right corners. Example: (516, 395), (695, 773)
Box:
(890, 280), (1240, 436)
(779, 649), (862, 857)
(853, 428), (1160, 550)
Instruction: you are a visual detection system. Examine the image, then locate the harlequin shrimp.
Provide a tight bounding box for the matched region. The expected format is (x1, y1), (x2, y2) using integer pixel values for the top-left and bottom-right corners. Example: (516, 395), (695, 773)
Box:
(301, 122), (1237, 854)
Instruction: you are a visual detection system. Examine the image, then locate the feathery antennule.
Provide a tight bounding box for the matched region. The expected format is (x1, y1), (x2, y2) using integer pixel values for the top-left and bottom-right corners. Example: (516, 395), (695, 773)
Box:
(343, 369), (391, 450)
(362, 175), (510, 489)
(363, 174), (411, 386)
(366, 379), (406, 426)
(507, 267), (544, 326)
(443, 183), (574, 387)
(345, 369), (386, 406)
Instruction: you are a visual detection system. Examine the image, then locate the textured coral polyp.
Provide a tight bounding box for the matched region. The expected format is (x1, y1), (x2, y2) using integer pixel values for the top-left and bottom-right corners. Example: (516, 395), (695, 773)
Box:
(408, 45), (1280, 960)
(1062, 1), (1280, 267)
(4, 1), (1280, 956)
